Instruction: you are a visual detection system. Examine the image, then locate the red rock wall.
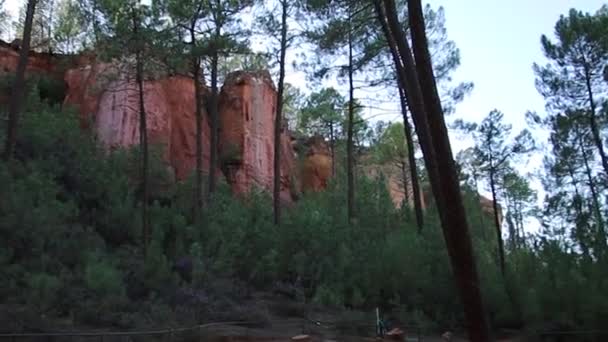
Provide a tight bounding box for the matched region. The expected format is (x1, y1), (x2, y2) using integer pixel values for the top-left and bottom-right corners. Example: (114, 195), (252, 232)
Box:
(0, 41), (58, 76)
(63, 63), (212, 180)
(219, 71), (296, 202)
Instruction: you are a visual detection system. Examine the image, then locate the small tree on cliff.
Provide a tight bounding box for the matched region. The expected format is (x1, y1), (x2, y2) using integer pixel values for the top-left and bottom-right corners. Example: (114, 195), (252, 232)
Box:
(3, 0), (37, 161)
(299, 88), (346, 177)
(197, 0), (253, 201)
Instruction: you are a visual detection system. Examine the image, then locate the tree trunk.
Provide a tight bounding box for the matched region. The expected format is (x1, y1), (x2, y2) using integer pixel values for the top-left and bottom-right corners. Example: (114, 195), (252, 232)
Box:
(565, 154), (590, 256)
(133, 8), (150, 256)
(273, 0), (288, 225)
(3, 0), (37, 161)
(330, 121), (335, 177)
(398, 87), (424, 231)
(346, 6), (355, 224)
(191, 29), (203, 222)
(388, 0), (491, 340)
(576, 130), (607, 252)
(583, 65), (608, 178)
(489, 170), (506, 276)
(207, 42), (220, 199)
(398, 159), (409, 205)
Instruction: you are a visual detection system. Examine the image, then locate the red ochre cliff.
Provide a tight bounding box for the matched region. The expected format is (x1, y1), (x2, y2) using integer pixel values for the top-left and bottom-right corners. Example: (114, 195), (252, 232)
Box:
(0, 42), (301, 200)
(0, 41), (502, 220)
(64, 63), (213, 181)
(218, 71), (296, 203)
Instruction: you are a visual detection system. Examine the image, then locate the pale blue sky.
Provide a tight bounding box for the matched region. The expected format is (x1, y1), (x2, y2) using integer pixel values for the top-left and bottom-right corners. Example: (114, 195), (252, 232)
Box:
(429, 0), (606, 133)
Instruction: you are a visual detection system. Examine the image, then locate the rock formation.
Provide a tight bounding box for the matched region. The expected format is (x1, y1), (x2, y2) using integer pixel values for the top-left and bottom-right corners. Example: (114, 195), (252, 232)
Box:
(64, 62), (213, 181)
(360, 154), (426, 209)
(299, 136), (332, 193)
(0, 40), (503, 220)
(219, 70), (296, 202)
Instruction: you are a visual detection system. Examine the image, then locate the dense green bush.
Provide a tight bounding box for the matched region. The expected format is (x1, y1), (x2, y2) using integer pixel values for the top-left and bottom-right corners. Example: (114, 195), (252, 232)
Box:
(1, 95), (607, 334)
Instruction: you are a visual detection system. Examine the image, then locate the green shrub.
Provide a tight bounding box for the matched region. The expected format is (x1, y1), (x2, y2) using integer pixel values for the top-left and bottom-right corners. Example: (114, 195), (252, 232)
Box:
(26, 273), (62, 311)
(84, 255), (124, 297)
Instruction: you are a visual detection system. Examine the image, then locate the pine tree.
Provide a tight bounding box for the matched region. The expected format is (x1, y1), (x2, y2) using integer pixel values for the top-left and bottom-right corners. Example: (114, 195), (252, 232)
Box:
(354, 1), (471, 231)
(13, 0), (54, 52)
(303, 0), (375, 223)
(298, 87), (346, 177)
(502, 169), (537, 249)
(94, 0), (169, 255)
(458, 109), (534, 276)
(200, 0), (253, 201)
(165, 0), (210, 222)
(534, 8), (608, 179)
(53, 0), (88, 53)
(258, 0), (301, 225)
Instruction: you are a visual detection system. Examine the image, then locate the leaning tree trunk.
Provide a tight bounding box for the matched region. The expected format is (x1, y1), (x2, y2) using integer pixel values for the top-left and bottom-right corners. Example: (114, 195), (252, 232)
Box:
(379, 1), (492, 340)
(398, 87), (424, 231)
(273, 0), (288, 225)
(3, 0), (37, 161)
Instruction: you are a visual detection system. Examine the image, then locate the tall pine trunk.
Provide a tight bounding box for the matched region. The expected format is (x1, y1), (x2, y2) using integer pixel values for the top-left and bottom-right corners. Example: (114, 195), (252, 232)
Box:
(191, 29), (204, 221)
(489, 169), (505, 276)
(330, 122), (335, 177)
(3, 0), (37, 161)
(398, 159), (409, 206)
(398, 87), (424, 231)
(207, 41), (220, 199)
(133, 7), (150, 256)
(273, 0), (288, 225)
(346, 8), (355, 223)
(376, 1), (491, 340)
(576, 128), (606, 252)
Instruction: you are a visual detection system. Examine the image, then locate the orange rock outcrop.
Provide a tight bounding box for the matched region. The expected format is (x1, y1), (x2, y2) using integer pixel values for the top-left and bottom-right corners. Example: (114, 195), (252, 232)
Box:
(64, 62), (213, 181)
(299, 136), (332, 193)
(0, 40), (503, 217)
(218, 70), (296, 202)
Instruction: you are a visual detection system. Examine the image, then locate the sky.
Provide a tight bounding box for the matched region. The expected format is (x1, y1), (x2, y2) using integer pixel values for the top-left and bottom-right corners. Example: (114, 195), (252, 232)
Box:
(3, 0), (607, 231)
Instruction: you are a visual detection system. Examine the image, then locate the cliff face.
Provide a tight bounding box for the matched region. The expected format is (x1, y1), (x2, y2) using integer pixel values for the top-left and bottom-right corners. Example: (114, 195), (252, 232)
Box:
(218, 71), (296, 202)
(299, 136), (332, 193)
(0, 41), (502, 219)
(360, 155), (426, 209)
(0, 40), (58, 76)
(64, 63), (212, 181)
